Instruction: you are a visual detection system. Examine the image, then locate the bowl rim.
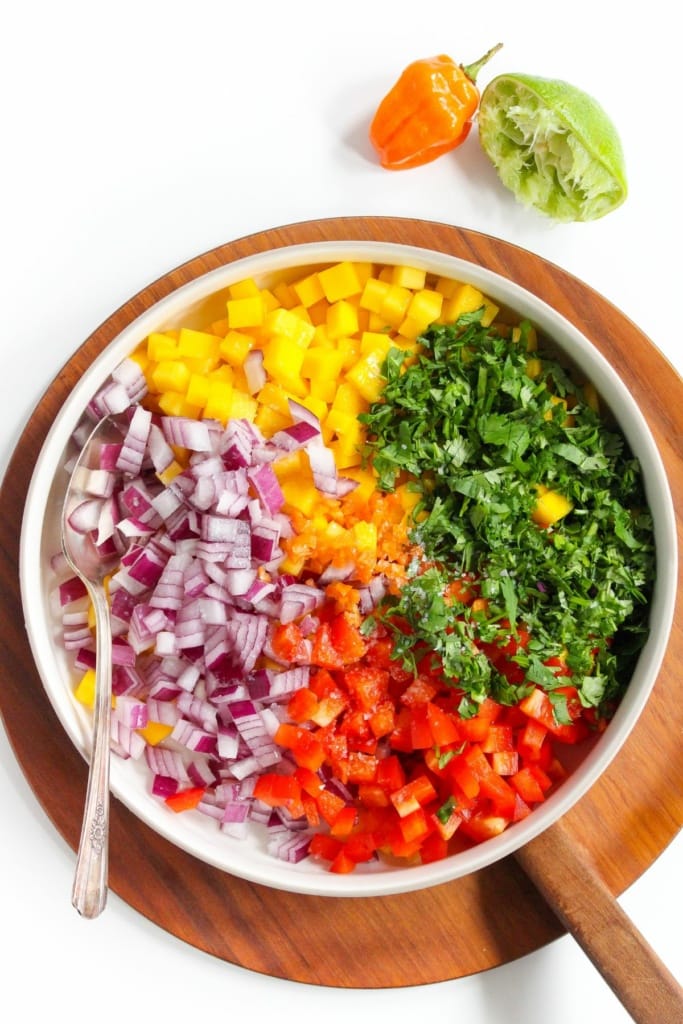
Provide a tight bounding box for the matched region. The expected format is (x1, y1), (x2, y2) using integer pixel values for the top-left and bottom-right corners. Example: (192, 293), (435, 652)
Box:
(19, 239), (678, 897)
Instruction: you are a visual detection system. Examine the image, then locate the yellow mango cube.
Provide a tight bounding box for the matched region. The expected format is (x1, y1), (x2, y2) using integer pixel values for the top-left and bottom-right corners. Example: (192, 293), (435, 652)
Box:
(219, 330), (254, 368)
(326, 299), (359, 340)
(380, 284), (413, 327)
(203, 379), (234, 423)
(264, 307), (316, 347)
(441, 284), (484, 323)
(151, 360), (191, 394)
(74, 668), (97, 708)
(391, 264), (426, 290)
(525, 357), (543, 379)
(318, 261), (363, 302)
(147, 332), (178, 361)
(359, 277), (391, 315)
(255, 403), (291, 436)
(352, 520), (377, 556)
(271, 280), (299, 309)
(360, 331), (393, 359)
(292, 272), (325, 308)
(137, 721), (174, 745)
(331, 381), (367, 416)
(532, 485), (573, 527)
(262, 336), (306, 389)
(177, 328), (221, 361)
(228, 277), (261, 299)
(227, 295), (265, 329)
(512, 324), (538, 351)
(345, 352), (386, 403)
(301, 346), (345, 383)
(158, 392), (201, 418)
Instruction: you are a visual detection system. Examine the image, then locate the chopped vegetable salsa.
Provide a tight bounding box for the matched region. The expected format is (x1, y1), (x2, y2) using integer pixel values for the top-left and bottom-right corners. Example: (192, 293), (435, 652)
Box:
(54, 260), (655, 873)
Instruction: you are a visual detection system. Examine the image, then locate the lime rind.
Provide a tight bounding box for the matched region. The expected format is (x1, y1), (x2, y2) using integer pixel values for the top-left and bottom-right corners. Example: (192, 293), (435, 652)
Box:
(478, 74), (628, 222)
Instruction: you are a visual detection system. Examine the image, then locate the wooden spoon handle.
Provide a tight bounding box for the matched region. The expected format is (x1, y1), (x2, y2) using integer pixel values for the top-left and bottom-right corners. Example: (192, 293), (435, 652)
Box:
(514, 816), (683, 1023)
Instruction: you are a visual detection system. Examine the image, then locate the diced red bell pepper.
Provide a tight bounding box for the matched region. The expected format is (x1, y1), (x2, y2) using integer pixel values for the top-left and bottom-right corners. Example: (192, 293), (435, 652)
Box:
(510, 766), (546, 804)
(274, 722), (326, 771)
(287, 686), (319, 723)
(310, 622), (344, 669)
(330, 613), (367, 663)
(164, 786), (206, 813)
(426, 701), (460, 746)
(390, 775), (437, 817)
(519, 686), (588, 743)
(343, 665), (389, 712)
(330, 804), (358, 837)
(270, 621), (309, 662)
(409, 702), (434, 749)
(376, 753), (406, 792)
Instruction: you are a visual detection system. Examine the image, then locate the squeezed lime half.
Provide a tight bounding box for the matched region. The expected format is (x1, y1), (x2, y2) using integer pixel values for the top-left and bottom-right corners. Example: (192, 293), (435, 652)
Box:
(478, 74), (627, 222)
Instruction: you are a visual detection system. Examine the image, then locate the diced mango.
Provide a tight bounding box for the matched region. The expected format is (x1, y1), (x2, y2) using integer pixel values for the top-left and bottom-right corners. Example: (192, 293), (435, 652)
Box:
(331, 382), (367, 416)
(441, 283), (484, 322)
(202, 379), (234, 423)
(254, 403), (290, 436)
(219, 330), (254, 368)
(177, 328), (221, 362)
(74, 668), (96, 708)
(318, 261), (364, 302)
(360, 277), (391, 314)
(158, 392), (201, 418)
(226, 295), (265, 329)
(147, 332), (178, 361)
(301, 346), (345, 383)
(228, 277), (261, 299)
(292, 272), (325, 308)
(380, 285), (413, 327)
(512, 323), (538, 352)
(345, 352), (386, 403)
(532, 485), (573, 527)
(525, 356), (543, 379)
(391, 264), (426, 290)
(152, 360), (191, 394)
(265, 307), (316, 347)
(137, 721), (174, 745)
(327, 299), (359, 340)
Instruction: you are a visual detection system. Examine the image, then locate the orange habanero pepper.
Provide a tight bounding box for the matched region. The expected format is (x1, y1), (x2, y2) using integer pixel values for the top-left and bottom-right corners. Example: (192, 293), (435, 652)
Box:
(369, 43), (502, 170)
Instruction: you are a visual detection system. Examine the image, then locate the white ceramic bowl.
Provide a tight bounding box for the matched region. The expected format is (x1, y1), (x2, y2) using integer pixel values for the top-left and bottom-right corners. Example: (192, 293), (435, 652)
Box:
(19, 240), (677, 897)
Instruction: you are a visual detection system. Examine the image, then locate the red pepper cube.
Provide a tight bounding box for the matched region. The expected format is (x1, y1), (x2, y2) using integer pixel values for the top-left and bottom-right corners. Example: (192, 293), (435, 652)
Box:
(357, 782), (391, 808)
(302, 793), (320, 827)
(479, 771), (516, 819)
(310, 622), (344, 669)
(517, 718), (549, 762)
(164, 786), (206, 813)
(344, 832), (379, 863)
(491, 750), (519, 776)
(287, 686), (320, 723)
(457, 715), (491, 742)
(309, 833), (342, 863)
(409, 703), (434, 749)
(459, 813), (509, 843)
(398, 807), (431, 844)
(346, 751), (379, 784)
(448, 760), (481, 801)
(344, 666), (389, 713)
(426, 701), (460, 746)
(376, 753), (406, 792)
(369, 699), (395, 738)
(330, 804), (358, 837)
(419, 831), (449, 864)
(390, 775), (438, 818)
(481, 724), (514, 753)
(253, 773), (302, 809)
(330, 849), (357, 874)
(316, 787), (347, 825)
(430, 805), (462, 841)
(330, 613), (367, 664)
(294, 766), (325, 798)
(512, 793), (532, 822)
(510, 766), (546, 804)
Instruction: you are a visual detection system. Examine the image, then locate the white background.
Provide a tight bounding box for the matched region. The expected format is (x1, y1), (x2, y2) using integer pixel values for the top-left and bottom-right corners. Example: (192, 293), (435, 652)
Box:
(1, 3), (680, 1021)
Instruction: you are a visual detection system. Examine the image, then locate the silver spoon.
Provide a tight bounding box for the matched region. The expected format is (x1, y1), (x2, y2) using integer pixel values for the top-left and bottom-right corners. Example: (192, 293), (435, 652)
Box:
(61, 415), (123, 918)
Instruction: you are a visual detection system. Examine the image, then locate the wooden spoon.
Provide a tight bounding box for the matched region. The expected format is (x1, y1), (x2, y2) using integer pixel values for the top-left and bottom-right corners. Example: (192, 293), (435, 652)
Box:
(514, 817), (683, 1022)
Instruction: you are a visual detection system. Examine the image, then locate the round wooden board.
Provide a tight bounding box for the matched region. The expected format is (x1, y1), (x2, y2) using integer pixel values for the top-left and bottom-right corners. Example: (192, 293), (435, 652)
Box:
(1, 217), (681, 989)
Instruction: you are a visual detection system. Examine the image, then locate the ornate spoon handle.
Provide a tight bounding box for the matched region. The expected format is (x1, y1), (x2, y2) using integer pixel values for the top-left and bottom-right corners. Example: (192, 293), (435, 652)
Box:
(71, 580), (112, 918)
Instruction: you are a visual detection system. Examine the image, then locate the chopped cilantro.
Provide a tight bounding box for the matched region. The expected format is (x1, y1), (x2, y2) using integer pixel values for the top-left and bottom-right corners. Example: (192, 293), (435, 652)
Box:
(359, 315), (656, 713)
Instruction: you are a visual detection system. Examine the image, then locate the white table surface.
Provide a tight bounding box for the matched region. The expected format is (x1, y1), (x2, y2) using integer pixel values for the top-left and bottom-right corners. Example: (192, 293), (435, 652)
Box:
(1, 3), (680, 1021)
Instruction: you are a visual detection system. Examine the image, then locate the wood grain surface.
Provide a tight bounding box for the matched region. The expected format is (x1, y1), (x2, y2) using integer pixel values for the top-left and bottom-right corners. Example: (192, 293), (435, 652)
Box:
(0, 217), (681, 989)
